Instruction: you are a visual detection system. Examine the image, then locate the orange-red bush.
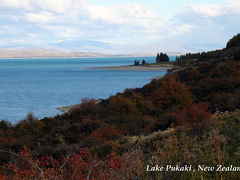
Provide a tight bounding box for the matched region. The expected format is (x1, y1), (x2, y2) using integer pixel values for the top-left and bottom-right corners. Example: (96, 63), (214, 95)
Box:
(1, 146), (131, 180)
(69, 98), (98, 118)
(150, 77), (193, 109)
(85, 127), (125, 144)
(175, 102), (212, 133)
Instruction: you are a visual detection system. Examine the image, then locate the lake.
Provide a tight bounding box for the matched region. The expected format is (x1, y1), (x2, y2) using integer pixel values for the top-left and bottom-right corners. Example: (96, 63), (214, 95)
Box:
(0, 57), (174, 123)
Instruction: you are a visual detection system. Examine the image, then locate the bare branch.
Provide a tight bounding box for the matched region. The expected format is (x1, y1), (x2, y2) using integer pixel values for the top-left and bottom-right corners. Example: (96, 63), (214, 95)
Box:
(87, 161), (104, 180)
(71, 165), (79, 179)
(60, 154), (72, 169)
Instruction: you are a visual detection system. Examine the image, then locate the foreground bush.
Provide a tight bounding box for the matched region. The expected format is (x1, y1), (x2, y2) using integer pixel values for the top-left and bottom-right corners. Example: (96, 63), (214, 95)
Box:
(0, 146), (144, 180)
(2, 111), (240, 179)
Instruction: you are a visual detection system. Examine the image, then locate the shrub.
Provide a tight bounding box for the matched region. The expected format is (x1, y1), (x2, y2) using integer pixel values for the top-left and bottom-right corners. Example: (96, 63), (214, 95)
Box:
(102, 95), (141, 118)
(149, 77), (193, 109)
(174, 103), (212, 133)
(184, 69), (200, 80)
(15, 113), (44, 145)
(69, 98), (98, 119)
(0, 146), (138, 179)
(85, 127), (125, 145)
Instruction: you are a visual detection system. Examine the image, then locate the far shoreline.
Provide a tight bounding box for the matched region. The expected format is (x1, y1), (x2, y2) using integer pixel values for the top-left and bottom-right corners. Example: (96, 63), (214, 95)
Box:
(88, 64), (174, 71)
(0, 55), (157, 60)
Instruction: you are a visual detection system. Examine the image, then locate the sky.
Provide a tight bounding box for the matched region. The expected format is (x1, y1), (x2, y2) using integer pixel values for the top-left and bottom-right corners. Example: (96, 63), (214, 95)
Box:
(0, 0), (239, 54)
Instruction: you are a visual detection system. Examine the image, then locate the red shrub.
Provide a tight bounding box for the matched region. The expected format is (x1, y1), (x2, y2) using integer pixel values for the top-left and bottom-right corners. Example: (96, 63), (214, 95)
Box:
(150, 77), (193, 109)
(1, 146), (132, 180)
(69, 98), (99, 117)
(86, 127), (125, 144)
(175, 103), (212, 133)
(69, 99), (99, 119)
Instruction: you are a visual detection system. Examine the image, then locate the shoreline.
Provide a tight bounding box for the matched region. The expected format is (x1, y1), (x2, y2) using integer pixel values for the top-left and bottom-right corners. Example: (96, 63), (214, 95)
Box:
(89, 64), (173, 71)
(0, 55), (156, 60)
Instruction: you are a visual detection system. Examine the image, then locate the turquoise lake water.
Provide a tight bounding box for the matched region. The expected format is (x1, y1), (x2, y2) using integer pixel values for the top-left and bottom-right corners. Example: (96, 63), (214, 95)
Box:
(0, 57), (175, 123)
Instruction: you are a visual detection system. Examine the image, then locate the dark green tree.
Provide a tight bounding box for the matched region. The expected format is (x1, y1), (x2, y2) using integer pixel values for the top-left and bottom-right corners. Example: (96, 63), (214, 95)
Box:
(134, 60), (140, 65)
(156, 53), (160, 62)
(156, 52), (169, 62)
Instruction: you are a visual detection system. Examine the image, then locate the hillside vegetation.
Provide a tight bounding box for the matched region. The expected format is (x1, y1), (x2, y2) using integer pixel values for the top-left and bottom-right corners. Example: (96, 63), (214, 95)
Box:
(1, 34), (240, 179)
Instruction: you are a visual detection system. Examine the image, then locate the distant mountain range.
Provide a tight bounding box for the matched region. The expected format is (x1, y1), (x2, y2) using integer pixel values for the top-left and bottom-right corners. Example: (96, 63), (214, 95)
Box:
(0, 48), (184, 58)
(48, 40), (113, 52)
(0, 48), (125, 58)
(0, 39), (214, 58)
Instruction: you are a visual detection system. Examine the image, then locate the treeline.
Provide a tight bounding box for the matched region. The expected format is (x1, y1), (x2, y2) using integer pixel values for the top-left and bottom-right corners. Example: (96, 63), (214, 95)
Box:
(176, 49), (223, 63)
(156, 52), (169, 62)
(175, 34), (240, 66)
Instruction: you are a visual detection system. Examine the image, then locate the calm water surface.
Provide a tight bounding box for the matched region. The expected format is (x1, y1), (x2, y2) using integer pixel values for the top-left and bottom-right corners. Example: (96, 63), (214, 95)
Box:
(0, 57), (174, 123)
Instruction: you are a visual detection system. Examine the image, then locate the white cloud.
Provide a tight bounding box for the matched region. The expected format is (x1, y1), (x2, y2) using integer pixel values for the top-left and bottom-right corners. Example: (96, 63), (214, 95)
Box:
(170, 24), (193, 36)
(188, 4), (224, 17)
(0, 0), (87, 13)
(42, 25), (81, 38)
(0, 1), (164, 28)
(33, 0), (86, 13)
(24, 12), (56, 23)
(227, 0), (240, 14)
(88, 3), (164, 28)
(0, 0), (31, 9)
(0, 0), (87, 25)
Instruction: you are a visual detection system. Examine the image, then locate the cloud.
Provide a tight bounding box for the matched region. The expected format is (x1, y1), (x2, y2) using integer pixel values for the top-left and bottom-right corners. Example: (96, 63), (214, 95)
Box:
(170, 24), (193, 36)
(227, 0), (240, 14)
(188, 4), (224, 17)
(24, 12), (56, 23)
(88, 3), (164, 28)
(0, 0), (88, 25)
(0, 0), (31, 9)
(0, 0), (240, 53)
(42, 25), (81, 38)
(0, 0), (86, 12)
(168, 0), (240, 51)
(0, 1), (165, 29)
(33, 0), (87, 13)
